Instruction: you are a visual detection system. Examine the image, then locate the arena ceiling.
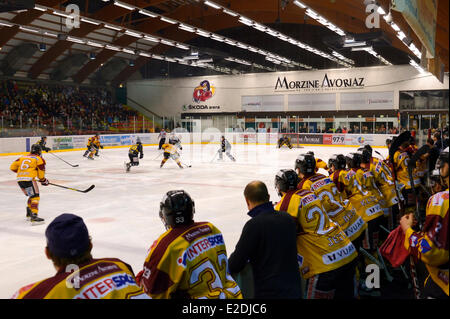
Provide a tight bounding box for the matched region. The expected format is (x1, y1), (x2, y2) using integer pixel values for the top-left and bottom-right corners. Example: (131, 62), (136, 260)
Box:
(0, 0), (448, 86)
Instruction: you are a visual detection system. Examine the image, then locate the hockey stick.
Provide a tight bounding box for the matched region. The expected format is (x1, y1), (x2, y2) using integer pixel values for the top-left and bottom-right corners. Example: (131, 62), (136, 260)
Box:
(376, 247), (394, 282)
(374, 150), (385, 160)
(181, 162), (192, 168)
(49, 183), (95, 193)
(48, 152), (79, 167)
(210, 151), (218, 163)
(152, 152), (162, 160)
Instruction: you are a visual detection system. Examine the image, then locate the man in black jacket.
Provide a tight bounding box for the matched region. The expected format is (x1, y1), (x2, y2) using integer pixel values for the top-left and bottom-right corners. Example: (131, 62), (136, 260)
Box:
(228, 181), (302, 299)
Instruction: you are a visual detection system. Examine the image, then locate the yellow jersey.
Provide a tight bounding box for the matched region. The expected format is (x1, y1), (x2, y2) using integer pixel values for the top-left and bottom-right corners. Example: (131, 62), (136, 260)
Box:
(162, 143), (178, 155)
(140, 222), (242, 299)
(368, 157), (400, 207)
(393, 150), (420, 190)
(298, 174), (367, 242)
(10, 154), (46, 182)
(404, 190), (449, 296)
(275, 189), (357, 278)
(330, 169), (384, 223)
(12, 258), (149, 299)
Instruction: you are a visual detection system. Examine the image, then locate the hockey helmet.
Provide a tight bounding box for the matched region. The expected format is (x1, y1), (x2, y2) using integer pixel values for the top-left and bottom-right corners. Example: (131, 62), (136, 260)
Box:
(30, 144), (42, 155)
(136, 137), (142, 144)
(328, 154), (346, 170)
(345, 153), (362, 169)
(295, 153), (316, 175)
(435, 147), (449, 173)
(274, 169), (300, 197)
(306, 151), (315, 156)
(159, 190), (195, 229)
(358, 147), (372, 164)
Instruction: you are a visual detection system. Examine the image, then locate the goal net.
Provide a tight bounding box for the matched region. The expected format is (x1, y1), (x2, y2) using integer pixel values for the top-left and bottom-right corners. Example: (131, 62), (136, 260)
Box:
(277, 133), (304, 148)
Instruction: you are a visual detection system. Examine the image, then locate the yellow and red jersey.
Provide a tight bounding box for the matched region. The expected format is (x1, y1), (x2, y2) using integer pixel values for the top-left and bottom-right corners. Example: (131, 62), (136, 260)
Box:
(140, 222), (242, 299)
(315, 158), (328, 172)
(10, 154), (46, 182)
(87, 137), (96, 147)
(12, 258), (149, 299)
(355, 168), (384, 202)
(393, 150), (420, 190)
(330, 169), (384, 223)
(162, 143), (178, 155)
(368, 157), (399, 207)
(404, 190), (449, 296)
(298, 174), (366, 242)
(275, 189), (357, 278)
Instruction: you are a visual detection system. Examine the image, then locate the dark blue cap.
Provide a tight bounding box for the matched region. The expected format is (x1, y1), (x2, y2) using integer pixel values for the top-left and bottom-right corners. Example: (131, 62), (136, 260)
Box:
(45, 214), (90, 258)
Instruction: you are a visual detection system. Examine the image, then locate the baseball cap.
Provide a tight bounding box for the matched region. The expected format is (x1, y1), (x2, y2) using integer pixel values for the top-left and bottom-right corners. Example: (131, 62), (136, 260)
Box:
(45, 214), (91, 258)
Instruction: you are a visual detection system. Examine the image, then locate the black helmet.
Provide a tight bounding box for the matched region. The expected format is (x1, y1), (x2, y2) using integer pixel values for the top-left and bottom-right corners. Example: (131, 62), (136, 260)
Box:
(306, 151), (314, 156)
(345, 153), (362, 169)
(358, 147), (372, 164)
(329, 154), (346, 170)
(435, 147), (449, 171)
(30, 144), (42, 155)
(41, 136), (47, 140)
(275, 169), (300, 197)
(136, 137), (142, 144)
(385, 138), (392, 147)
(429, 169), (442, 188)
(295, 153), (316, 175)
(159, 190), (195, 229)
(363, 144), (373, 156)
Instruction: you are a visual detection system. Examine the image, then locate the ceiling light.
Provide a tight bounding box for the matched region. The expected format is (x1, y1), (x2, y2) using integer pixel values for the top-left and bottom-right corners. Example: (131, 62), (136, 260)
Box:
(160, 39), (175, 46)
(204, 1), (221, 9)
(211, 35), (225, 42)
(160, 16), (177, 24)
(89, 52), (96, 60)
(351, 46), (373, 51)
(238, 17), (254, 26)
(377, 6), (386, 15)
(53, 11), (70, 18)
(196, 30), (211, 37)
(106, 45), (121, 51)
(34, 5), (47, 11)
(81, 18), (100, 25)
(143, 36), (159, 42)
(19, 26), (39, 33)
(175, 43), (189, 50)
(139, 52), (151, 57)
(129, 59), (135, 66)
(0, 21), (13, 27)
(44, 31), (57, 38)
(179, 24), (195, 32)
(67, 36), (85, 44)
(138, 10), (157, 18)
(343, 41), (367, 47)
(122, 48), (135, 54)
(397, 31), (406, 40)
(114, 1), (135, 11)
(390, 23), (400, 31)
(125, 30), (142, 38)
(293, 0), (307, 9)
(223, 9), (238, 17)
(152, 55), (164, 60)
(87, 41), (104, 48)
(104, 24), (122, 31)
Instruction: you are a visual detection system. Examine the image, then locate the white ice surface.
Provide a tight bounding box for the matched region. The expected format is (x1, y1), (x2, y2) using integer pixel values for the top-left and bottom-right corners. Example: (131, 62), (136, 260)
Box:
(0, 143), (388, 298)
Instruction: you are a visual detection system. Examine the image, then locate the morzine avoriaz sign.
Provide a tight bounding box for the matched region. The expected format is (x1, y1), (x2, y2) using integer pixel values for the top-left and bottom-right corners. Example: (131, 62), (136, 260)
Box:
(274, 74), (365, 91)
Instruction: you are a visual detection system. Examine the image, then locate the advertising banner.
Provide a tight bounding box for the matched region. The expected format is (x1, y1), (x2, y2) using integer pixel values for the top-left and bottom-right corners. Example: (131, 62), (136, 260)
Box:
(298, 134), (323, 144)
(120, 135), (133, 146)
(100, 135), (121, 146)
(51, 137), (73, 150)
(72, 136), (88, 148)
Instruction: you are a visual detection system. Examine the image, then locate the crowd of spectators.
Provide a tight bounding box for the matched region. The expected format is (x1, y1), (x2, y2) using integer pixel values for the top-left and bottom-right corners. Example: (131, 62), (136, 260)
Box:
(0, 79), (138, 136)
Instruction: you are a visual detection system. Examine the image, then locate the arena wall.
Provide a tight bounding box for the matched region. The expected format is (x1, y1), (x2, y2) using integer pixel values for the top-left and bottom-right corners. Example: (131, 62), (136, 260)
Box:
(0, 133), (397, 155)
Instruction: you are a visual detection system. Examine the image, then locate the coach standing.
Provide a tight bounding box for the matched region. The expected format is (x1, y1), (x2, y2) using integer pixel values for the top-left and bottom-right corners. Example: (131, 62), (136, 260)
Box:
(228, 181), (302, 299)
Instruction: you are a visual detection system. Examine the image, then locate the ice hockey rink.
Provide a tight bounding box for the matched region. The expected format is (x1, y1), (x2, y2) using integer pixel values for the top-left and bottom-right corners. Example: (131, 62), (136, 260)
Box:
(0, 143), (389, 298)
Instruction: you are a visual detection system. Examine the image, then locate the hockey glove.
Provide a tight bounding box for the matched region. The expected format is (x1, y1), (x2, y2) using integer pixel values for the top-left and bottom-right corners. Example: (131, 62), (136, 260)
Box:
(135, 270), (144, 287)
(40, 178), (49, 186)
(100, 145), (104, 149)
(140, 154), (144, 159)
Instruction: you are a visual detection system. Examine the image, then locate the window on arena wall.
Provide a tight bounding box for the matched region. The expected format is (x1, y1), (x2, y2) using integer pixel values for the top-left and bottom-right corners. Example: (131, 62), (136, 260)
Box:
(400, 90), (449, 110)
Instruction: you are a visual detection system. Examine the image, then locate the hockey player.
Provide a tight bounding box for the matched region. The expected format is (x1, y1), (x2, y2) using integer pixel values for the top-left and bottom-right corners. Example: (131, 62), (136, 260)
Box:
(274, 169), (358, 299)
(392, 137), (421, 216)
(168, 133), (182, 151)
(83, 134), (102, 160)
(12, 214), (149, 299)
(136, 190), (242, 299)
(218, 136), (236, 162)
(278, 135), (292, 149)
(359, 146), (401, 229)
(295, 153), (367, 244)
(160, 142), (183, 169)
(306, 151), (328, 172)
(36, 136), (51, 153)
(158, 129), (167, 150)
(125, 138), (144, 172)
(400, 148), (449, 298)
(93, 134), (103, 157)
(10, 144), (48, 225)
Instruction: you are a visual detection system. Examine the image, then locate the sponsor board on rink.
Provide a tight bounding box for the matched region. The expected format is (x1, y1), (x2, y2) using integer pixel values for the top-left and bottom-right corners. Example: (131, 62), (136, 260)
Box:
(51, 137), (73, 150)
(298, 134), (323, 144)
(100, 135), (121, 146)
(72, 136), (88, 148)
